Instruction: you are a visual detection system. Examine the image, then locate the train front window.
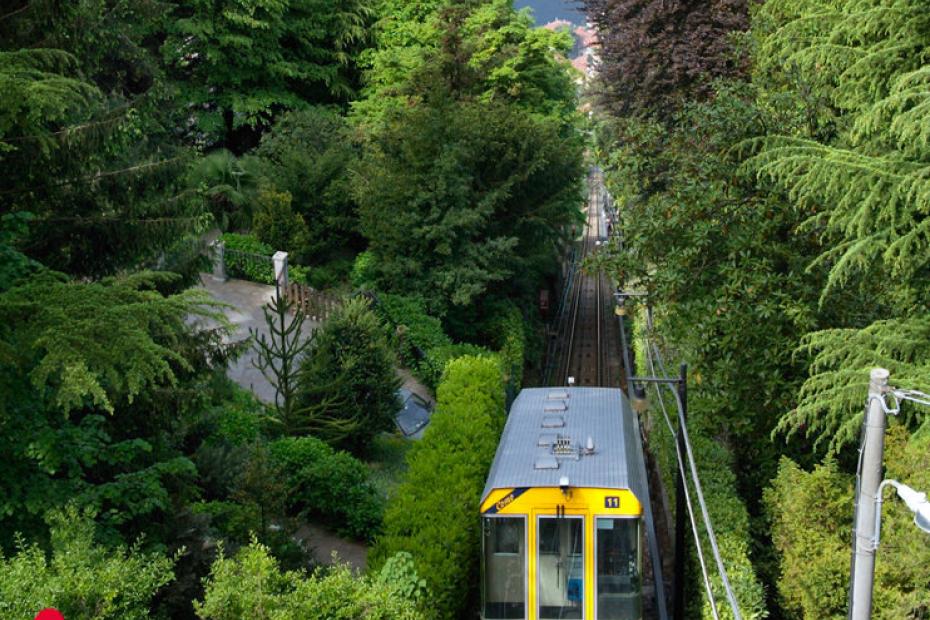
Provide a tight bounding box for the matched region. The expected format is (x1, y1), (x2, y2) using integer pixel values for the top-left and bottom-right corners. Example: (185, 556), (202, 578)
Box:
(596, 518), (642, 619)
(482, 517), (526, 619)
(538, 516), (584, 619)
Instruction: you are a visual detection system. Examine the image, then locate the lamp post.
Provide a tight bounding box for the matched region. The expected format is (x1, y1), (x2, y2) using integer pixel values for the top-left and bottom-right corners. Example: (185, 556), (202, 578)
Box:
(849, 369), (930, 620)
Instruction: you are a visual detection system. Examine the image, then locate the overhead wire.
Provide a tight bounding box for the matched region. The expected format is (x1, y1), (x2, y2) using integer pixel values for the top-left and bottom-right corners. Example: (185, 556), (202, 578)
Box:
(646, 328), (744, 620)
(641, 327), (721, 620)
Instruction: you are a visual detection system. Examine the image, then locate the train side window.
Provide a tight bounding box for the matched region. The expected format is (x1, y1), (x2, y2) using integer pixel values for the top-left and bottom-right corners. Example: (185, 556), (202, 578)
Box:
(538, 516), (585, 619)
(595, 518), (642, 620)
(482, 517), (526, 619)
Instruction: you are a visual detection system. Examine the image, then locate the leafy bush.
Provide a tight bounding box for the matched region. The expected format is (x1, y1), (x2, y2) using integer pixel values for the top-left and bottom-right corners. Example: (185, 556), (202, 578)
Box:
(0, 505), (175, 620)
(251, 187), (310, 257)
(268, 436), (384, 541)
(195, 540), (424, 620)
(370, 355), (506, 620)
(418, 342), (490, 389)
(222, 232), (275, 284)
(488, 302), (525, 392)
(764, 427), (930, 619)
(376, 293), (450, 367)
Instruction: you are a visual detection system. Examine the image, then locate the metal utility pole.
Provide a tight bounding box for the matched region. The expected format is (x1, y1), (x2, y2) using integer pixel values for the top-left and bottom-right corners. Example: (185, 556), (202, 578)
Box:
(849, 368), (890, 620)
(673, 363), (688, 620)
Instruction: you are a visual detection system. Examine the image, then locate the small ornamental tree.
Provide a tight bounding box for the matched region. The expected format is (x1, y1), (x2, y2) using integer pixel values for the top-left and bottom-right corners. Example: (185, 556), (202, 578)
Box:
(297, 297), (401, 454)
(251, 286), (313, 432)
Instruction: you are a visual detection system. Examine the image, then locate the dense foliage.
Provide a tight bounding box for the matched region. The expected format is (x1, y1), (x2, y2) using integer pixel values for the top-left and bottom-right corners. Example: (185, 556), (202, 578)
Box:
(353, 0), (584, 327)
(269, 437), (384, 540)
(591, 0), (930, 615)
(0, 506), (175, 620)
(765, 426), (930, 619)
(195, 541), (424, 620)
(582, 0), (749, 116)
(164, 0), (374, 149)
(370, 355), (506, 620)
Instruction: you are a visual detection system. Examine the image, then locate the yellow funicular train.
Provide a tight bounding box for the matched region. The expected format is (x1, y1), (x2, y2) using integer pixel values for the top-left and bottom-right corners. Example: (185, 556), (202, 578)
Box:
(480, 387), (651, 620)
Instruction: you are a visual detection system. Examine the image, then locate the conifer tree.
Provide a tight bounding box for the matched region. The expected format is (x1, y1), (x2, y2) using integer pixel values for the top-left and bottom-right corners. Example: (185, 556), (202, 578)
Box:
(749, 0), (930, 451)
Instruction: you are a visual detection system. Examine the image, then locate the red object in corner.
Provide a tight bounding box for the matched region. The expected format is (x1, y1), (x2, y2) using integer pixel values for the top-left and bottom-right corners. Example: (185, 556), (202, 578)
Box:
(35, 609), (65, 620)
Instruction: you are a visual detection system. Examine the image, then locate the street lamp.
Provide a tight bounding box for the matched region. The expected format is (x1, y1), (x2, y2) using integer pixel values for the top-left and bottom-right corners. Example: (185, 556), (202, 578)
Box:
(873, 479), (930, 549)
(850, 369), (930, 620)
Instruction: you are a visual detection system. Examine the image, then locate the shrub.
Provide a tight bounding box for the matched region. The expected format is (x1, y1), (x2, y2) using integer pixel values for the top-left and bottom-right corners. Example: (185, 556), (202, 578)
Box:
(376, 293), (450, 367)
(488, 302), (525, 392)
(268, 436), (384, 541)
(764, 427), (930, 619)
(0, 505), (175, 620)
(222, 232), (275, 284)
(195, 540), (424, 620)
(306, 256), (353, 291)
(251, 187), (310, 257)
(370, 355), (506, 620)
(297, 297), (401, 455)
(351, 250), (377, 288)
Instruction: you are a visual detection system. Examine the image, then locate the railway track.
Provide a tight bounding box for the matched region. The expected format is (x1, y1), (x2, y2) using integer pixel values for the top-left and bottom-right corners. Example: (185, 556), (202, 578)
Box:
(553, 170), (621, 388)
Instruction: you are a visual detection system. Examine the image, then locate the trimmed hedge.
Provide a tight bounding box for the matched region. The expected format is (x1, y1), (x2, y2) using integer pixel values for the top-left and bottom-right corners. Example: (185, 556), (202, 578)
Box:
(632, 307), (767, 620)
(369, 355), (506, 620)
(268, 436), (384, 541)
(221, 232), (309, 285)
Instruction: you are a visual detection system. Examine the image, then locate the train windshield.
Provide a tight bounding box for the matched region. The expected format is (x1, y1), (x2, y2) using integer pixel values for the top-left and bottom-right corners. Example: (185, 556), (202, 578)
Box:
(538, 516), (585, 618)
(596, 517), (642, 619)
(482, 516), (526, 619)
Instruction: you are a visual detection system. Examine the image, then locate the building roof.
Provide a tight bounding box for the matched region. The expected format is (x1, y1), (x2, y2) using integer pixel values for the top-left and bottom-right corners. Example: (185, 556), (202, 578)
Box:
(481, 387), (648, 503)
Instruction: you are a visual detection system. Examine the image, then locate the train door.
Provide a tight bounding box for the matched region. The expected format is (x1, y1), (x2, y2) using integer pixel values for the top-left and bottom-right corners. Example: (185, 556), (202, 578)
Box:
(594, 517), (642, 620)
(537, 515), (585, 619)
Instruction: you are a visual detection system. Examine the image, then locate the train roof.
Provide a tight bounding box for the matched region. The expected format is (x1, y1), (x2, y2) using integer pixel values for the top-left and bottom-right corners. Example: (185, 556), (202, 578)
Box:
(481, 387), (649, 504)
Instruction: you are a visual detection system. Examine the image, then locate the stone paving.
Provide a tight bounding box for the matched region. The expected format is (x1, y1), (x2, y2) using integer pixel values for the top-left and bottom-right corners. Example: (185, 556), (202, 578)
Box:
(195, 273), (320, 404)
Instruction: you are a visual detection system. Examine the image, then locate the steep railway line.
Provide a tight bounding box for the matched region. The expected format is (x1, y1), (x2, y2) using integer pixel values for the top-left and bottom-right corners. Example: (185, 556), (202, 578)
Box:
(554, 170), (622, 388)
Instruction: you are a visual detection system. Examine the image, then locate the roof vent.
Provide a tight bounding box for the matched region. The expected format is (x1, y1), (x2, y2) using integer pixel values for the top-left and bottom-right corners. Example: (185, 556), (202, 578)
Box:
(538, 433), (558, 447)
(541, 415), (565, 428)
(544, 401), (568, 412)
(547, 391), (569, 400)
(534, 457), (559, 470)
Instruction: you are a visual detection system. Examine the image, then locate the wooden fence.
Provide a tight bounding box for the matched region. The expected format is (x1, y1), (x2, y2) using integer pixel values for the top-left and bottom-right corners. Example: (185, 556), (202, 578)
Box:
(284, 282), (342, 322)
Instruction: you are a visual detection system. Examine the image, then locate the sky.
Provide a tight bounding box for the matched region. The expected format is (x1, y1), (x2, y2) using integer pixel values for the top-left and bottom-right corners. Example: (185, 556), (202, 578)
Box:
(514, 0), (586, 26)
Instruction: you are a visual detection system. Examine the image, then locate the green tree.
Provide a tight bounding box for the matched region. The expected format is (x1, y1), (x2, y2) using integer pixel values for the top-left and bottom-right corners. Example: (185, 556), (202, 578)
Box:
(0, 505), (175, 620)
(748, 0), (930, 453)
(0, 269), (230, 544)
(253, 107), (362, 263)
(195, 540), (424, 620)
(764, 427), (930, 619)
(251, 288), (313, 431)
(251, 188), (311, 257)
(164, 0), (374, 149)
(0, 4), (207, 279)
(297, 297), (400, 454)
(356, 98), (582, 315)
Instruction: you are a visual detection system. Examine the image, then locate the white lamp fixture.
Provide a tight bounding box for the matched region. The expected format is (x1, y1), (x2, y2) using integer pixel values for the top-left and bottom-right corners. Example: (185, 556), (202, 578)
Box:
(873, 479), (930, 548)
